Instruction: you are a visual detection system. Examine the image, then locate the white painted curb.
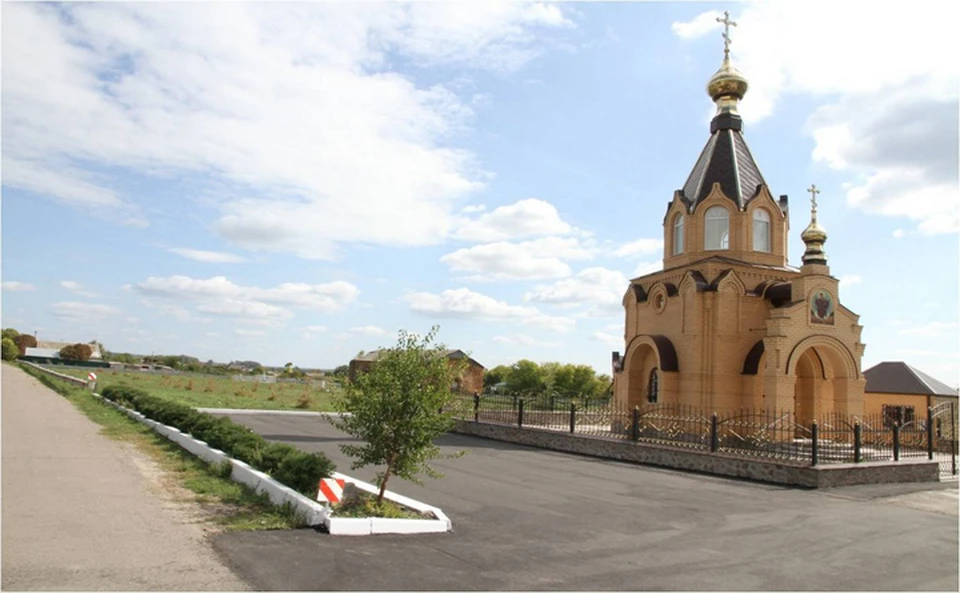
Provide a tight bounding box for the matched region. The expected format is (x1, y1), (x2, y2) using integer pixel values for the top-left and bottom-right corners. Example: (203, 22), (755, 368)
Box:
(24, 362), (452, 536)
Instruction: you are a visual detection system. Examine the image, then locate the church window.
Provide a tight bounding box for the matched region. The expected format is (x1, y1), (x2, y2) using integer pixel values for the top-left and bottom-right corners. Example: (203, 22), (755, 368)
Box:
(647, 369), (659, 403)
(673, 214), (685, 255)
(753, 209), (771, 252)
(704, 206), (729, 250)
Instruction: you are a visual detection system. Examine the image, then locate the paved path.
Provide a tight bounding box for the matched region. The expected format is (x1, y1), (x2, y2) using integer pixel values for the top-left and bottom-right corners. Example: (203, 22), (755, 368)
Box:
(1, 365), (248, 591)
(213, 412), (959, 591)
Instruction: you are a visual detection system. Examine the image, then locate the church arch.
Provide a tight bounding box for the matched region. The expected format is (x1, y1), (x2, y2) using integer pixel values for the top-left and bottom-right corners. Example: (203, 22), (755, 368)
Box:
(623, 335), (679, 408)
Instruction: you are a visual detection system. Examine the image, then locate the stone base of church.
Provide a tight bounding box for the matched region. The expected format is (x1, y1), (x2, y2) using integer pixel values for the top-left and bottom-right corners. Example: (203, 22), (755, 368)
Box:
(452, 420), (940, 488)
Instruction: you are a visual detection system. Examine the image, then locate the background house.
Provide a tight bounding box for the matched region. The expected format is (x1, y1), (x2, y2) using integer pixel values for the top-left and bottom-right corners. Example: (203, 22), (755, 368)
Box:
(863, 361), (958, 430)
(349, 348), (485, 394)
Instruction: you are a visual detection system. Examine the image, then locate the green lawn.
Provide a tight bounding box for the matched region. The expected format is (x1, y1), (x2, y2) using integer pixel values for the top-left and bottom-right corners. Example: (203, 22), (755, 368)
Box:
(44, 367), (341, 411)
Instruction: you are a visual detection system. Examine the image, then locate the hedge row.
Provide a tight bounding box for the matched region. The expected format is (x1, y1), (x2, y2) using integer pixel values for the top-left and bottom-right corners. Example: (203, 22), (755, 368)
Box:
(99, 384), (335, 498)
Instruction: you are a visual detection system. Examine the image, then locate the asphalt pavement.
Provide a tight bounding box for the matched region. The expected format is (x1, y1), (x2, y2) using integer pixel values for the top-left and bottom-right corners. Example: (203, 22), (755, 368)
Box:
(1, 366), (249, 591)
(212, 412), (959, 591)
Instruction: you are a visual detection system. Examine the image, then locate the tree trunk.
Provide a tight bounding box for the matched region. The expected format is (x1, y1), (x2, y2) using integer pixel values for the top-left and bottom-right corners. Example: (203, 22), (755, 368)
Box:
(376, 454), (397, 505)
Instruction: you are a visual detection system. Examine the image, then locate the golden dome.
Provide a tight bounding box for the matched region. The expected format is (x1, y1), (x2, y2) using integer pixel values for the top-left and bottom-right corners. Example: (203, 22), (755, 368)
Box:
(707, 55), (749, 102)
(801, 184), (828, 266)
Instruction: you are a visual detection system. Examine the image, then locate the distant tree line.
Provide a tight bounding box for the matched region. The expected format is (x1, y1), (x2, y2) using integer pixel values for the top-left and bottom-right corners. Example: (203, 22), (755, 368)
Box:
(482, 360), (612, 399)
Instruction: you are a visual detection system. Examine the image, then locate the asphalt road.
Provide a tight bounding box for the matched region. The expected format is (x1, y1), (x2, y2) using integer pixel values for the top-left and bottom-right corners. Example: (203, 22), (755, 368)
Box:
(212, 412), (959, 591)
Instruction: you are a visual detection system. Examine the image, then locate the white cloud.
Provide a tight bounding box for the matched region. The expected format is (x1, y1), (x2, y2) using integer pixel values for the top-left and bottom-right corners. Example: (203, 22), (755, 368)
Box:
(349, 325), (390, 337)
(50, 301), (122, 324)
(234, 328), (266, 337)
(168, 248), (248, 263)
(2, 281), (37, 292)
(441, 236), (597, 281)
(2, 3), (575, 260)
(406, 288), (575, 332)
(672, 3), (959, 235)
(899, 322), (960, 339)
(670, 10), (723, 40)
(453, 198), (574, 242)
(838, 274), (862, 287)
(60, 280), (99, 298)
(524, 267), (628, 317)
(632, 260), (663, 277)
(893, 229), (905, 239)
(491, 334), (558, 347)
(591, 331), (623, 350)
(132, 275), (359, 326)
(612, 238), (663, 258)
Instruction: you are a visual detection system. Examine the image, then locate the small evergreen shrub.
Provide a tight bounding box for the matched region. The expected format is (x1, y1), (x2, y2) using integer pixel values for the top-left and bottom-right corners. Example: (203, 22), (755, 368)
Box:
(98, 384), (335, 498)
(2, 338), (19, 361)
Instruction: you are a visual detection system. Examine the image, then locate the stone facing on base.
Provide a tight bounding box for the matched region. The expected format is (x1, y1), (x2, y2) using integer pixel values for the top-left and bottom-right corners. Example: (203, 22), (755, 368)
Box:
(453, 420), (939, 488)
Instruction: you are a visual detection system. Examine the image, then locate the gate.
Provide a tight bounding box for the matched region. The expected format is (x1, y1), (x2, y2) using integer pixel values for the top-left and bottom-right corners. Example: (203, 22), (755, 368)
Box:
(930, 402), (958, 480)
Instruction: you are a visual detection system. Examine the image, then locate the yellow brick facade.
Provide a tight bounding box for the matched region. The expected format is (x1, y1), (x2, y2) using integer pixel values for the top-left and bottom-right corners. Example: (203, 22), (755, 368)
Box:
(612, 182), (867, 425)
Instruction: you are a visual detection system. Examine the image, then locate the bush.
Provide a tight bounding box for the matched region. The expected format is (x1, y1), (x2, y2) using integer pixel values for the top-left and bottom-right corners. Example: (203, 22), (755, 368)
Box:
(14, 334), (37, 356)
(98, 384), (335, 497)
(2, 338), (20, 361)
(271, 450), (337, 500)
(59, 343), (93, 361)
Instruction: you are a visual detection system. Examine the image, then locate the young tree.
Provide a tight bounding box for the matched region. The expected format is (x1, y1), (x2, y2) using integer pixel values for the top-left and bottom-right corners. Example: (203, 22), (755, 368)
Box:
(14, 334), (37, 356)
(330, 326), (463, 505)
(2, 328), (20, 342)
(2, 338), (20, 361)
(59, 343), (93, 361)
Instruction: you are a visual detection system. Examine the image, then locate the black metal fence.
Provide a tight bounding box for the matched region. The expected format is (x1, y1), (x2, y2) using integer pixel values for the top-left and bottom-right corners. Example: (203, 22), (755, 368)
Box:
(453, 394), (959, 477)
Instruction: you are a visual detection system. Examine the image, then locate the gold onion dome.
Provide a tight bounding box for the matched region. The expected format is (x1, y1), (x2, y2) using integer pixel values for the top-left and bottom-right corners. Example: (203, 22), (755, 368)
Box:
(801, 184), (828, 265)
(707, 55), (749, 103)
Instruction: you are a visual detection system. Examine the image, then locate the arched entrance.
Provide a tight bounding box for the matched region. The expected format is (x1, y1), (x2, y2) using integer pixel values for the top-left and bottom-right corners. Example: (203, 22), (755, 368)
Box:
(788, 338), (859, 426)
(626, 343), (659, 408)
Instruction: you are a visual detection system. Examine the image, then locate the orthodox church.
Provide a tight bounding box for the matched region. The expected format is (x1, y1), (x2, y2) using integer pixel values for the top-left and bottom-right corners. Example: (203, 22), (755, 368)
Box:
(611, 14), (867, 425)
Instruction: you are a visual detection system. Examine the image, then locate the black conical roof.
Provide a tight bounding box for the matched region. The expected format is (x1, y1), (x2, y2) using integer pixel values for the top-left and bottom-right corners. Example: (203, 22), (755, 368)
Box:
(681, 113), (767, 210)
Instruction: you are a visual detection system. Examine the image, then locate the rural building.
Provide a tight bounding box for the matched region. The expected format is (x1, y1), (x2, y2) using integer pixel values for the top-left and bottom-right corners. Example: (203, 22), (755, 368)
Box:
(349, 349), (485, 394)
(611, 22), (868, 425)
(36, 340), (102, 359)
(863, 361), (958, 429)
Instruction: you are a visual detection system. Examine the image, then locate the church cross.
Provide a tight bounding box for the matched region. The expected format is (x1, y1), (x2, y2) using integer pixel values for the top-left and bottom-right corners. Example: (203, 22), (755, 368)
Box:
(807, 184), (820, 211)
(716, 11), (737, 55)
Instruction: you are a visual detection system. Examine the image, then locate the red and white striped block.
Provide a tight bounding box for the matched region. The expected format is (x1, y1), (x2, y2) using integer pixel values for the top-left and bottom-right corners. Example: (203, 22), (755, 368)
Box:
(87, 372), (98, 382)
(317, 478), (346, 503)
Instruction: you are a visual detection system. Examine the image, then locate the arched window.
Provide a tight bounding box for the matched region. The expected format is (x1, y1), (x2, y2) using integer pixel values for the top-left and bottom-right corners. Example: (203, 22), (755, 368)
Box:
(673, 214), (685, 255)
(704, 206), (729, 250)
(753, 209), (771, 252)
(647, 369), (659, 403)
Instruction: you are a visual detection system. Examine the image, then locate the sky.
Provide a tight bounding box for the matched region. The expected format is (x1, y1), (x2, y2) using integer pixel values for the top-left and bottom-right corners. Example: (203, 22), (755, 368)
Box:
(1, 1), (958, 384)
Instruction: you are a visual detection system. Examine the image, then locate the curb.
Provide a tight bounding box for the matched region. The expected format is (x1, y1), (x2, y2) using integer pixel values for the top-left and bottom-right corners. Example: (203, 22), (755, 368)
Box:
(22, 362), (451, 535)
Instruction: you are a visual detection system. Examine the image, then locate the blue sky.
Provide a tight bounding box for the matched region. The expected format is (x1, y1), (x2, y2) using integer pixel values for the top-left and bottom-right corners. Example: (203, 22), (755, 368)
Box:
(2, 1), (958, 384)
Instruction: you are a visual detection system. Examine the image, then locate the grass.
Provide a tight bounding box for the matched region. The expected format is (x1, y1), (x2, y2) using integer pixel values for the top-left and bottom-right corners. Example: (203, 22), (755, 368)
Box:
(333, 492), (431, 520)
(45, 366), (342, 412)
(19, 363), (308, 531)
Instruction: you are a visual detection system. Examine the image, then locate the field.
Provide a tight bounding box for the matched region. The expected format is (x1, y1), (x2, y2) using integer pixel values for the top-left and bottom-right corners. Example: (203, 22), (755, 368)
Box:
(47, 367), (341, 412)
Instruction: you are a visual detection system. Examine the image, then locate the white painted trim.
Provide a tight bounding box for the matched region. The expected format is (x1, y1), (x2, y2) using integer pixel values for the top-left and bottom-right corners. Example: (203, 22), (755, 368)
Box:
(24, 362), (451, 535)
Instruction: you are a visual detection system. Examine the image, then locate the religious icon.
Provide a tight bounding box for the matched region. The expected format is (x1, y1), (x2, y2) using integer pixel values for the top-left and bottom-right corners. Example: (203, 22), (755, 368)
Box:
(810, 289), (835, 325)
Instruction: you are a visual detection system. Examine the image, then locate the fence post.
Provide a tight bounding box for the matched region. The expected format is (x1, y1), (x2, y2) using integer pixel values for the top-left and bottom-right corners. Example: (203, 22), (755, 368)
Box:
(854, 422), (862, 463)
(811, 421), (819, 466)
(631, 406), (640, 442)
(710, 413), (719, 452)
(893, 422), (901, 461)
(474, 393), (480, 423)
(952, 402), (957, 475)
(927, 406), (935, 460)
(518, 398), (524, 428)
(569, 403), (576, 434)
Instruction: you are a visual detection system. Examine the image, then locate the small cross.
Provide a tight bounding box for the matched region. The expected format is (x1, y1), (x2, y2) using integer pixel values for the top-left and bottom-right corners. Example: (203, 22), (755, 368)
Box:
(807, 184), (820, 210)
(716, 11), (738, 55)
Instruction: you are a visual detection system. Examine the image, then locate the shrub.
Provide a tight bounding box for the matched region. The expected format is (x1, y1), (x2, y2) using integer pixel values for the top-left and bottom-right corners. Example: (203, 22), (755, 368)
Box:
(98, 384), (334, 497)
(2, 338), (20, 361)
(14, 334), (37, 356)
(59, 343), (93, 361)
(271, 450), (336, 500)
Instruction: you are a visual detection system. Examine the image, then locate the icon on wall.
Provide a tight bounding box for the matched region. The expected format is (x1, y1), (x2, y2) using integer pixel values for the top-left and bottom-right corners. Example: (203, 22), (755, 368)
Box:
(810, 289), (835, 325)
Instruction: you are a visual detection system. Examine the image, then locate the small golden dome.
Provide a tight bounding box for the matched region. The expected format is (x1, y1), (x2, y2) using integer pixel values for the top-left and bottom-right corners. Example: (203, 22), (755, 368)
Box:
(707, 56), (749, 102)
(801, 220), (827, 244)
